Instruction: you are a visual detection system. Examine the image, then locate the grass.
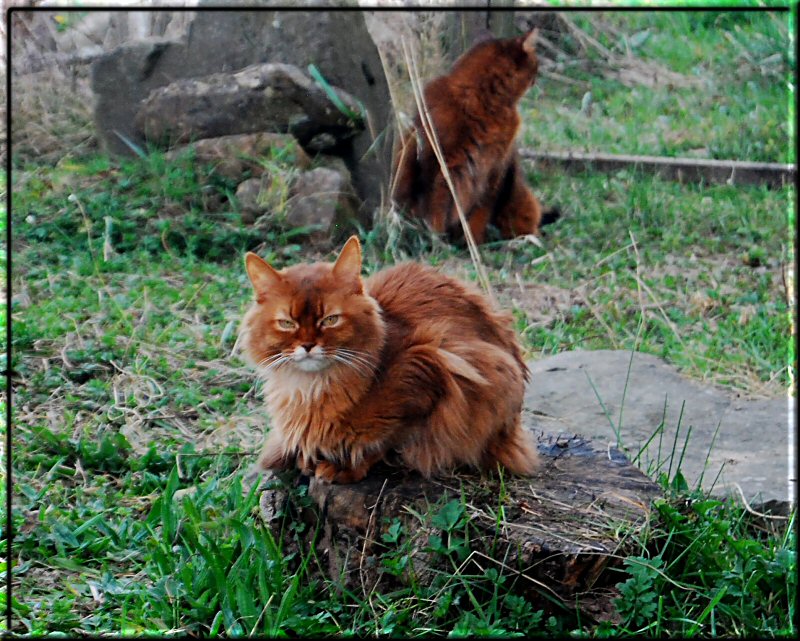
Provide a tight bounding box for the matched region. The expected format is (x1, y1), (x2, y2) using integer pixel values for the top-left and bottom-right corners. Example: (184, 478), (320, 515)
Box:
(523, 10), (793, 163)
(514, 171), (792, 394)
(5, 8), (795, 638)
(512, 8), (794, 395)
(1, 173), (8, 629)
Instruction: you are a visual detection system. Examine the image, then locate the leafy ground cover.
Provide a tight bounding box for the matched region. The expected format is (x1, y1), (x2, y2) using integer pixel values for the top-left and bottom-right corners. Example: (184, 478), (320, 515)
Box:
(4, 8), (795, 637)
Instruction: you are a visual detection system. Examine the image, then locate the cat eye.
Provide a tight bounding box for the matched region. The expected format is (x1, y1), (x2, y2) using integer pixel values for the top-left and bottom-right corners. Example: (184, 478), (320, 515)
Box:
(320, 314), (340, 328)
(276, 318), (297, 330)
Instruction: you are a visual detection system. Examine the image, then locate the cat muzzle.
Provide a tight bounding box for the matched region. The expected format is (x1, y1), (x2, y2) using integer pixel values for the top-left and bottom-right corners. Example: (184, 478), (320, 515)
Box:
(292, 345), (331, 372)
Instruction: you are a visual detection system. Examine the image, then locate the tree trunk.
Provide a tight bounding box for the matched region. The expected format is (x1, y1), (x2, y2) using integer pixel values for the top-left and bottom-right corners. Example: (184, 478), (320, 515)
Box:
(259, 431), (662, 621)
(443, 1), (519, 63)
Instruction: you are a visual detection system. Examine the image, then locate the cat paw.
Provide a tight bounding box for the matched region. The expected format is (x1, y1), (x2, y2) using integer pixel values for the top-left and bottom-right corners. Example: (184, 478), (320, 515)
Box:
(297, 451), (316, 476)
(314, 460), (340, 483)
(314, 461), (366, 484)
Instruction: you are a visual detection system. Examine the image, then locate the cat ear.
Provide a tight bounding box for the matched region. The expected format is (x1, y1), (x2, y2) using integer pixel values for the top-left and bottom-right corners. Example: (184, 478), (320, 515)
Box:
(332, 235), (363, 289)
(522, 28), (539, 56)
(245, 252), (283, 299)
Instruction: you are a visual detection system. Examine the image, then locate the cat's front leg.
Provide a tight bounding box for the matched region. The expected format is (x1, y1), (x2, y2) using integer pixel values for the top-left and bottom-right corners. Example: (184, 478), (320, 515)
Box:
(466, 205), (491, 244)
(427, 165), (480, 237)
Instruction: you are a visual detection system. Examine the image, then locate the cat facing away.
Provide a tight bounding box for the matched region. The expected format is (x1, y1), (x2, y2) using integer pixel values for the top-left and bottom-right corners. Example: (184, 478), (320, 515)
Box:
(392, 29), (559, 244)
(241, 236), (538, 484)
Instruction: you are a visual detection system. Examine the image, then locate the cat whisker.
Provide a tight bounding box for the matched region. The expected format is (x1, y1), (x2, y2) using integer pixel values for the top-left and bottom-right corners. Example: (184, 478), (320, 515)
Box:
(336, 350), (377, 365)
(335, 347), (375, 358)
(333, 354), (377, 374)
(257, 353), (286, 368)
(333, 348), (378, 371)
(257, 353), (292, 376)
(264, 360), (289, 372)
(335, 348), (377, 360)
(349, 358), (379, 374)
(329, 353), (368, 373)
(330, 354), (372, 378)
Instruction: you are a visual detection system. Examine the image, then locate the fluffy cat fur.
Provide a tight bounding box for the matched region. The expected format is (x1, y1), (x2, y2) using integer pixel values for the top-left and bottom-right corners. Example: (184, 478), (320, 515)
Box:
(241, 236), (538, 484)
(392, 29), (559, 244)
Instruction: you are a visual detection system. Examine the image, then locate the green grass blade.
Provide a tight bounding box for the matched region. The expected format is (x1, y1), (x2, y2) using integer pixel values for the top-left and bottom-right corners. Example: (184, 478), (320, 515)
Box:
(307, 63), (364, 122)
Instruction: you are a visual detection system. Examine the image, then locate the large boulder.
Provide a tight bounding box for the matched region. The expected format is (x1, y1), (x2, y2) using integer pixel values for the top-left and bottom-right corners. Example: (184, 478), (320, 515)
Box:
(135, 63), (364, 150)
(524, 349), (792, 511)
(90, 9), (392, 218)
(90, 37), (188, 154)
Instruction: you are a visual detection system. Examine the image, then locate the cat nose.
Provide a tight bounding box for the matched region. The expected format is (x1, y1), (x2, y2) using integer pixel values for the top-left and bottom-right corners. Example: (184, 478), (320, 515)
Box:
(300, 343), (315, 353)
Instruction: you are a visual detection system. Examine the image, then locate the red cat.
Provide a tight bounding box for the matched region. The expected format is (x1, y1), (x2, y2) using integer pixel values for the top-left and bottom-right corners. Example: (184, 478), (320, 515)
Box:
(393, 29), (558, 244)
(241, 236), (538, 484)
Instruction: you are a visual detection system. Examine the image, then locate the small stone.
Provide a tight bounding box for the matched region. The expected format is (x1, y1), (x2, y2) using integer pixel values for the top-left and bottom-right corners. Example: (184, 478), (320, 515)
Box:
(314, 155), (352, 182)
(285, 167), (360, 243)
(236, 177), (269, 223)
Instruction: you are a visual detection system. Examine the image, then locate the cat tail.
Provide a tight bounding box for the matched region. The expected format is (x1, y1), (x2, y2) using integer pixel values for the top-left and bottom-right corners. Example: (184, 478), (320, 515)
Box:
(485, 423), (540, 476)
(540, 206), (561, 228)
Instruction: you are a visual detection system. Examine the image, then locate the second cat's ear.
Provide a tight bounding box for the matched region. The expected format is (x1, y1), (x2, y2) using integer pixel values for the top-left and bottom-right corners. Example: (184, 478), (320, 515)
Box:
(245, 252), (283, 299)
(522, 28), (539, 56)
(332, 235), (363, 290)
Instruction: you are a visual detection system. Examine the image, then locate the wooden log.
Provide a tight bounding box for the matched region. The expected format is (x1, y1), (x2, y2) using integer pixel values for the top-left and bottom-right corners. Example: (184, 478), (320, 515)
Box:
(519, 148), (796, 189)
(259, 431), (662, 621)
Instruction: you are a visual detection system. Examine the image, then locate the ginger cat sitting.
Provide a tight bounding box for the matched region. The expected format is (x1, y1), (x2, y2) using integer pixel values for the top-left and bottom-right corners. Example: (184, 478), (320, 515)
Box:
(241, 236), (538, 484)
(393, 29), (559, 244)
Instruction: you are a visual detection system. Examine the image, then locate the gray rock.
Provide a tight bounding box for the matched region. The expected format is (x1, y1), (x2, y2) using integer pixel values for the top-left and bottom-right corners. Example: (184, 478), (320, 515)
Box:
(314, 154), (352, 183)
(286, 167), (359, 243)
(236, 177), (272, 224)
(90, 9), (392, 218)
(165, 132), (311, 181)
(523, 349), (793, 509)
(135, 63), (363, 150)
(185, 9), (392, 217)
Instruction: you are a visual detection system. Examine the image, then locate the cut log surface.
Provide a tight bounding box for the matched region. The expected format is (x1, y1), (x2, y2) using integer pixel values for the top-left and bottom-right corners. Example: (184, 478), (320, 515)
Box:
(519, 148), (795, 189)
(259, 431), (662, 619)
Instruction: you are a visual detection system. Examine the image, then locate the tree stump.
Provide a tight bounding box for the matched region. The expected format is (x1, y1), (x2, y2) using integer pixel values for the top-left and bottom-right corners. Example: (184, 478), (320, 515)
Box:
(259, 431), (662, 621)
